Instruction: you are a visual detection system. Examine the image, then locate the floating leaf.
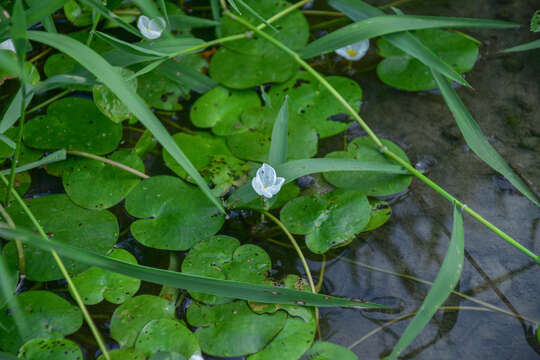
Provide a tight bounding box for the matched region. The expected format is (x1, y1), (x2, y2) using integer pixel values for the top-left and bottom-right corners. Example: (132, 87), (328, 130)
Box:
(187, 300), (287, 357)
(134, 319), (201, 359)
(125, 176), (225, 250)
(93, 67), (137, 123)
(0, 291), (82, 353)
(376, 29), (479, 91)
(268, 72), (363, 138)
(209, 0), (309, 89)
(300, 341), (358, 360)
(362, 198), (392, 232)
(244, 182), (300, 211)
(190, 86), (260, 136)
(62, 149), (145, 210)
(64, 0), (92, 26)
(23, 97), (123, 155)
(227, 106), (317, 162)
(18, 338), (83, 360)
(2, 194), (118, 281)
(163, 132), (250, 196)
(97, 349), (146, 360)
(182, 235), (271, 304)
(110, 295), (176, 348)
(324, 137), (412, 195)
(0, 250), (18, 309)
(0, 172), (30, 200)
(280, 189), (370, 254)
(71, 248), (141, 305)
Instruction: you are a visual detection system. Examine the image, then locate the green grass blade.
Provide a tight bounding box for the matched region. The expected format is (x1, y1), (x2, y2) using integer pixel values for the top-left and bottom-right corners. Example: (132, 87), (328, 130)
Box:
(388, 205), (464, 359)
(95, 31), (169, 56)
(432, 70), (540, 206)
(0, 86), (33, 134)
(157, 60), (217, 94)
(0, 149), (66, 175)
(269, 97), (288, 167)
(80, 0), (140, 37)
(27, 30), (224, 213)
(227, 0), (242, 14)
(11, 0), (27, 68)
(227, 158), (408, 207)
(234, 0), (278, 32)
(169, 14), (219, 29)
(0, 226), (384, 309)
(0, 134), (15, 149)
(31, 74), (97, 93)
(301, 15), (518, 59)
(131, 0), (162, 19)
(501, 38), (540, 53)
(211, 0), (222, 36)
(0, 0), (68, 38)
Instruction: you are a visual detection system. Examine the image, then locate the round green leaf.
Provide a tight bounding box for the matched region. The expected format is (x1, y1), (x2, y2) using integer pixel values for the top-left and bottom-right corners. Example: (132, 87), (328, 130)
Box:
(93, 67), (137, 123)
(43, 54), (77, 78)
(0, 127), (45, 166)
(0, 291), (83, 354)
(363, 199), (392, 232)
(182, 235), (271, 304)
(301, 341), (358, 360)
(64, 0), (92, 27)
(149, 352), (187, 360)
(135, 319), (201, 359)
(187, 301), (287, 357)
(71, 248), (141, 305)
(110, 295), (176, 348)
(190, 86), (260, 135)
(227, 106), (318, 162)
(324, 137), (412, 196)
(280, 189), (371, 254)
(2, 194), (119, 281)
(125, 176), (225, 250)
(18, 338), (83, 360)
(376, 29), (479, 91)
(163, 132), (250, 196)
(23, 97), (123, 155)
(97, 348), (146, 360)
(268, 72), (363, 138)
(62, 149), (145, 210)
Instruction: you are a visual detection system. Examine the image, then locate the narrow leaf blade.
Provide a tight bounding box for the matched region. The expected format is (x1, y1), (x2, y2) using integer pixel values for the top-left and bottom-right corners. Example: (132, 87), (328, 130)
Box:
(501, 38), (540, 53)
(0, 149), (66, 175)
(269, 97), (288, 167)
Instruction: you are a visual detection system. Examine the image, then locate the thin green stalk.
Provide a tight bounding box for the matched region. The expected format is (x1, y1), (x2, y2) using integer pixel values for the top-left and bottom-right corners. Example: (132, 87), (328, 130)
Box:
(5, 83), (26, 204)
(86, 13), (101, 47)
(225, 11), (540, 264)
(315, 254), (326, 293)
(159, 253), (180, 304)
(0, 203), (24, 276)
(67, 150), (150, 179)
(0, 173), (111, 360)
(27, 89), (71, 114)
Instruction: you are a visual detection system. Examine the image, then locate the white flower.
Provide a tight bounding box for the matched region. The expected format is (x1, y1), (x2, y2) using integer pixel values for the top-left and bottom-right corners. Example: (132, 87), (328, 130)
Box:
(0, 39), (16, 53)
(251, 163), (285, 199)
(137, 15), (166, 40)
(189, 354), (204, 360)
(335, 39), (369, 61)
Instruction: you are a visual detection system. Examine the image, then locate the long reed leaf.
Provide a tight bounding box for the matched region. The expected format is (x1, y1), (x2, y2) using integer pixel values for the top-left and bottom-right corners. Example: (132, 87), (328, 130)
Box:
(0, 149), (66, 175)
(80, 0), (140, 37)
(0, 0), (68, 38)
(157, 60), (217, 94)
(26, 30), (224, 212)
(0, 226), (384, 309)
(501, 38), (540, 53)
(388, 205), (464, 359)
(268, 97), (288, 167)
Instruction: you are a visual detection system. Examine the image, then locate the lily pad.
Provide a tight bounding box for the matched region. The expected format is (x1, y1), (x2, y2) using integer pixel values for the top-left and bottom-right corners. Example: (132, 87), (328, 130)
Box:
(163, 132), (250, 196)
(0, 172), (31, 200)
(93, 67), (137, 123)
(71, 248), (141, 305)
(97, 349), (146, 360)
(125, 176), (225, 250)
(376, 29), (479, 91)
(62, 149), (145, 210)
(23, 97), (123, 155)
(227, 106), (318, 162)
(134, 319), (201, 359)
(149, 352), (187, 360)
(190, 86), (261, 136)
(363, 199), (392, 232)
(187, 300), (287, 357)
(324, 137), (412, 196)
(64, 0), (92, 27)
(2, 194), (119, 281)
(182, 235), (271, 304)
(0, 290), (83, 354)
(209, 0), (309, 89)
(280, 189), (370, 254)
(300, 341), (358, 360)
(268, 72), (363, 138)
(18, 338), (83, 360)
(0, 127), (45, 165)
(110, 295), (176, 348)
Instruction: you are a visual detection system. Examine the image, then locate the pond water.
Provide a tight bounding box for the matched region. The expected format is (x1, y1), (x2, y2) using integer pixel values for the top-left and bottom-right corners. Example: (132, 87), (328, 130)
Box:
(1, 0), (539, 359)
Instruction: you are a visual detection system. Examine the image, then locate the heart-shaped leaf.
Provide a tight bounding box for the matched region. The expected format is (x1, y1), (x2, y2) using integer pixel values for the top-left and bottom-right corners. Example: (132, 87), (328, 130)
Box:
(187, 300), (287, 357)
(268, 72), (363, 138)
(18, 338), (83, 360)
(2, 194), (119, 281)
(71, 248), (141, 305)
(64, 0), (92, 27)
(363, 199), (392, 232)
(62, 149), (145, 210)
(23, 97), (123, 155)
(125, 176), (225, 250)
(182, 235), (271, 304)
(376, 29), (479, 91)
(134, 319), (201, 359)
(0, 291), (82, 353)
(280, 189), (371, 254)
(324, 137), (412, 195)
(97, 349), (146, 360)
(301, 341), (358, 360)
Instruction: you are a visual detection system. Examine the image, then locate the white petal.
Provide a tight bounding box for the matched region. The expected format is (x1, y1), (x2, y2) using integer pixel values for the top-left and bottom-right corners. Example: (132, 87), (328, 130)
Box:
(148, 17), (166, 32)
(257, 163), (276, 186)
(251, 176), (265, 196)
(189, 354), (204, 360)
(0, 39), (16, 53)
(267, 177), (285, 196)
(261, 186), (275, 198)
(137, 15), (150, 31)
(335, 40), (369, 61)
(143, 29), (162, 40)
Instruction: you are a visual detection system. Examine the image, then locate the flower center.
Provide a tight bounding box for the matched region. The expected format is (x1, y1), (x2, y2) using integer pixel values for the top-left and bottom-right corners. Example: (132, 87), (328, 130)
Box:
(346, 48), (358, 57)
